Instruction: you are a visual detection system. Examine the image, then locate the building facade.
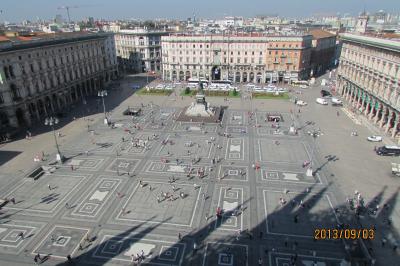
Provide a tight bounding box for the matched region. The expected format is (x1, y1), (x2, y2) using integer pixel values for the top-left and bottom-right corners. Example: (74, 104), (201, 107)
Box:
(308, 29), (337, 76)
(161, 34), (312, 83)
(0, 32), (118, 137)
(337, 33), (400, 139)
(114, 29), (168, 73)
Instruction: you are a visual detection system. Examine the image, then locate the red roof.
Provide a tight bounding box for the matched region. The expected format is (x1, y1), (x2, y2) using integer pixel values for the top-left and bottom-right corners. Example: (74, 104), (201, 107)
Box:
(308, 29), (335, 39)
(0, 36), (10, 42)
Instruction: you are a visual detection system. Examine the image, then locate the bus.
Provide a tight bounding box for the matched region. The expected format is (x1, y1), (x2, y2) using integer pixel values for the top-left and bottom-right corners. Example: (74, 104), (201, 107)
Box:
(188, 78), (208, 87)
(291, 80), (309, 87)
(376, 145), (400, 156)
(211, 80), (233, 86)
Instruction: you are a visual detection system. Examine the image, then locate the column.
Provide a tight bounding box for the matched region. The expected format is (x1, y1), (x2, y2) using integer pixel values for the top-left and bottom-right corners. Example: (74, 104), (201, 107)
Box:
(345, 84), (351, 101)
(363, 96), (370, 116)
(385, 110), (394, 133)
(352, 87), (359, 107)
(392, 113), (399, 138)
(357, 89), (363, 109)
(368, 99), (376, 119)
(374, 102), (381, 123)
(379, 106), (387, 127)
(345, 85), (351, 101)
(360, 91), (366, 111)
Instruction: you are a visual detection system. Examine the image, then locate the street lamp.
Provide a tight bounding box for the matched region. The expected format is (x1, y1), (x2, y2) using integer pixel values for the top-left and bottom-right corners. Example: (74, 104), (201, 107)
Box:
(44, 117), (64, 163)
(306, 128), (322, 177)
(98, 90), (108, 125)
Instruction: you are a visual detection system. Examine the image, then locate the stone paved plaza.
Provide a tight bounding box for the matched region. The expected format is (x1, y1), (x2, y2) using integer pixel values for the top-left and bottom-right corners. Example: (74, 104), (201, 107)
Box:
(0, 75), (398, 265)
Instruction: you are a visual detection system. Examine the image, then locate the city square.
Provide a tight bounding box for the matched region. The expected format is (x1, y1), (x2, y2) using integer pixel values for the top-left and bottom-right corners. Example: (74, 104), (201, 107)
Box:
(0, 3), (399, 265)
(1, 75), (388, 265)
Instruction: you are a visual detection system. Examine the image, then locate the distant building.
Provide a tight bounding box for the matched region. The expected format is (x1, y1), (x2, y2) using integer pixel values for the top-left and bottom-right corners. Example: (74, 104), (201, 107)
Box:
(355, 12), (369, 33)
(55, 14), (63, 24)
(337, 33), (400, 139)
(308, 29), (337, 76)
(0, 32), (118, 137)
(114, 28), (168, 73)
(161, 33), (312, 83)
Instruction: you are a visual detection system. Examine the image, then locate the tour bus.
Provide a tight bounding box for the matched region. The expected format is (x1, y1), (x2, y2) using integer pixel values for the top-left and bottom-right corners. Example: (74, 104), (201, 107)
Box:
(376, 145), (400, 156)
(188, 78), (209, 87)
(291, 80), (309, 87)
(211, 80), (233, 86)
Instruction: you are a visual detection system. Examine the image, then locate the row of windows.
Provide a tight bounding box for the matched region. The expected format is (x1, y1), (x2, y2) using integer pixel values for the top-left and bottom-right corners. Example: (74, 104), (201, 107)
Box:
(14, 42), (103, 61)
(166, 42), (300, 49)
(167, 64), (298, 71)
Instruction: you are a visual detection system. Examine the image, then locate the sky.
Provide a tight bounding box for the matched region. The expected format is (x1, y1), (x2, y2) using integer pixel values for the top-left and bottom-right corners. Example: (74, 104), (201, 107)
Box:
(1, 0), (400, 22)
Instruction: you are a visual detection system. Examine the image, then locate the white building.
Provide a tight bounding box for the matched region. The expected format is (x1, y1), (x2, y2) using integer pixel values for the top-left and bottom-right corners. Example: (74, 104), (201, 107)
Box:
(337, 33), (400, 139)
(0, 32), (118, 137)
(114, 28), (169, 73)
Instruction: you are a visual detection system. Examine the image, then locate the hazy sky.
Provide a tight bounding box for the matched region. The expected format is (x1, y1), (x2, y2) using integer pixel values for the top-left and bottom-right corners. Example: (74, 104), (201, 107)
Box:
(1, 0), (399, 22)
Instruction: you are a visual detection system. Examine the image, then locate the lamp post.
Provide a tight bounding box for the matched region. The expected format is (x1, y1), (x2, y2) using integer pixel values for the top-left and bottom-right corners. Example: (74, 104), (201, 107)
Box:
(307, 128), (322, 177)
(44, 117), (64, 163)
(97, 90), (108, 124)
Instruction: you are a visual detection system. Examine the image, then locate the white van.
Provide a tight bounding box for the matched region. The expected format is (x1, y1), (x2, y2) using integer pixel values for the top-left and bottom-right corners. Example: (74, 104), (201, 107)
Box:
(331, 97), (343, 106)
(316, 98), (328, 105)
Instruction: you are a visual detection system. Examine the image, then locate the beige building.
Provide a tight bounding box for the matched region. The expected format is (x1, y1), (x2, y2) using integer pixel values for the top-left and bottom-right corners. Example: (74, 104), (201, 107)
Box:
(0, 32), (118, 138)
(337, 33), (400, 139)
(161, 33), (312, 83)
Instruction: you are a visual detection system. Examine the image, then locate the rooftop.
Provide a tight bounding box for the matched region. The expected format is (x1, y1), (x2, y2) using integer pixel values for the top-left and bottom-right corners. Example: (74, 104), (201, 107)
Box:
(0, 31), (113, 53)
(308, 29), (336, 39)
(340, 33), (400, 53)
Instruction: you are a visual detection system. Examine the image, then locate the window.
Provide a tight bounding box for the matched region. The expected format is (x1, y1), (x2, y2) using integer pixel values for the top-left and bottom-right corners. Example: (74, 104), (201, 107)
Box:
(193, 44), (195, 48)
(237, 58), (240, 63)
(3, 66), (9, 79)
(252, 51), (254, 55)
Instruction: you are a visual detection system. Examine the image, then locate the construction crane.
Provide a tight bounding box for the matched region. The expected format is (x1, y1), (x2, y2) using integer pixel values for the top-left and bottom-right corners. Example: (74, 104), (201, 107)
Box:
(57, 5), (79, 23)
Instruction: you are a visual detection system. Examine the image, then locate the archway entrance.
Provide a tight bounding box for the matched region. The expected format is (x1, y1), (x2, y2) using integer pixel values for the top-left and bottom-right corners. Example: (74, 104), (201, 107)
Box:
(16, 108), (26, 126)
(211, 66), (221, 80)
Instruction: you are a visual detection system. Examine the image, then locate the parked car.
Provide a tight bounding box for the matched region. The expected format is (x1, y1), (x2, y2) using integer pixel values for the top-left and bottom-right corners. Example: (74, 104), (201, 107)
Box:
(296, 100), (307, 106)
(331, 97), (343, 106)
(316, 98), (328, 105)
(321, 89), (332, 97)
(367, 135), (383, 142)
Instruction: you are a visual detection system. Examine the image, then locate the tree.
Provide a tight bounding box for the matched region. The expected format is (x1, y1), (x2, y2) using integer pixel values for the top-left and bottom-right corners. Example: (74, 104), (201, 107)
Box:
(185, 87), (191, 95)
(233, 88), (238, 96)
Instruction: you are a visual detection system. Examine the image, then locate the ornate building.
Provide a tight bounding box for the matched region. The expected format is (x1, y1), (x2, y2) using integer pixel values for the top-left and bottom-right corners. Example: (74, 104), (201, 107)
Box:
(0, 32), (118, 137)
(161, 33), (312, 83)
(337, 33), (400, 139)
(114, 29), (168, 73)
